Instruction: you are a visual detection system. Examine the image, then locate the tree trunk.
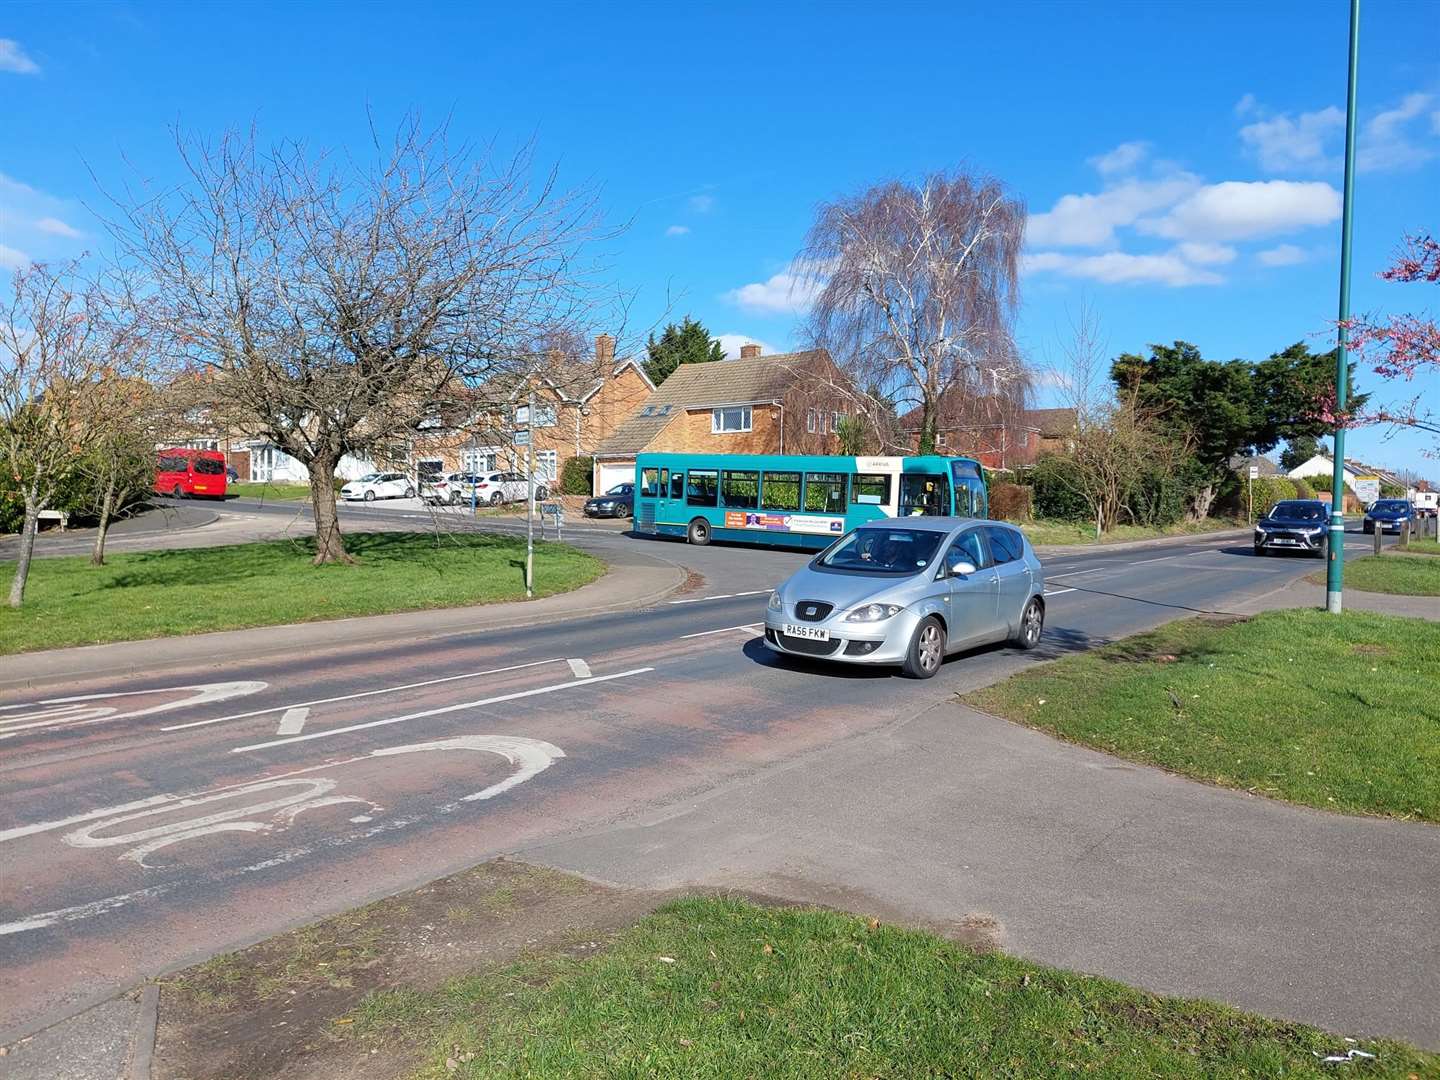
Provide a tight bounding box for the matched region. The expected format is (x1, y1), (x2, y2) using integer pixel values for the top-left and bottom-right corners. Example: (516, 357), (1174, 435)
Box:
(91, 481), (116, 566)
(8, 501), (40, 608)
(1187, 482), (1218, 522)
(309, 455), (352, 565)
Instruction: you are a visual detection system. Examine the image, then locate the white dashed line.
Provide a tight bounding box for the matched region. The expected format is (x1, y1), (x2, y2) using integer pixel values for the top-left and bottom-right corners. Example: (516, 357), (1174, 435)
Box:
(681, 623), (765, 639)
(566, 658), (592, 678)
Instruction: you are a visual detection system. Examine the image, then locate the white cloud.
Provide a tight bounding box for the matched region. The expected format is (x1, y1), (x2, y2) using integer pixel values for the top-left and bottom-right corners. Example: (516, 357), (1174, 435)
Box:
(1087, 141), (1149, 176)
(688, 194), (715, 214)
(35, 216), (82, 238)
(0, 39), (40, 75)
(1143, 180), (1341, 241)
(724, 261), (826, 315)
(1026, 173), (1200, 248)
(1174, 241), (1237, 266)
(1359, 92), (1436, 172)
(0, 244), (31, 270)
(1023, 249), (1224, 288)
(715, 333), (780, 360)
(1239, 106), (1344, 172)
(1032, 367), (1076, 391)
(1235, 93), (1258, 116)
(664, 224), (690, 237)
(1256, 244), (1309, 267)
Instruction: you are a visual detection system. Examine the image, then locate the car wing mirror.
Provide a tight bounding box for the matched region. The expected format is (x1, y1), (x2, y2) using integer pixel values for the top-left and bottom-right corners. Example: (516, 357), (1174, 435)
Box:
(954, 560), (978, 577)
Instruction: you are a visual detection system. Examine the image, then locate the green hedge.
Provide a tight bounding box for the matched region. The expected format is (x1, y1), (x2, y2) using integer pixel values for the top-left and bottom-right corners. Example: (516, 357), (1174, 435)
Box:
(560, 455), (594, 496)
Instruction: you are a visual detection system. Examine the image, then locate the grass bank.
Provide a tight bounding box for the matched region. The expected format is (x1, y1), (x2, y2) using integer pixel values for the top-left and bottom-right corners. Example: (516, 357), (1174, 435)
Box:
(969, 609), (1439, 821)
(1021, 517), (1243, 548)
(350, 896), (1432, 1078)
(1403, 537), (1440, 556)
(1307, 553), (1440, 596)
(225, 481), (313, 501)
(0, 532), (603, 654)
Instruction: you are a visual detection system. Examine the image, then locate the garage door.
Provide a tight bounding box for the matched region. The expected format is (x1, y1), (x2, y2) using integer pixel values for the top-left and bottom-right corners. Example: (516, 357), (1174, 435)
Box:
(596, 461), (634, 495)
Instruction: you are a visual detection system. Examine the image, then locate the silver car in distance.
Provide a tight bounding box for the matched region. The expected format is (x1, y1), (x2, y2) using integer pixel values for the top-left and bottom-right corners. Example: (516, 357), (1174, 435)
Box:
(763, 517), (1046, 679)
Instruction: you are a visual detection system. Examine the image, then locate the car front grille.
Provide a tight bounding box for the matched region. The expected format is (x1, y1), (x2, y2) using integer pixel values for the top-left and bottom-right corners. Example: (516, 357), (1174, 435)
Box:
(792, 601), (835, 623)
(770, 629), (842, 656)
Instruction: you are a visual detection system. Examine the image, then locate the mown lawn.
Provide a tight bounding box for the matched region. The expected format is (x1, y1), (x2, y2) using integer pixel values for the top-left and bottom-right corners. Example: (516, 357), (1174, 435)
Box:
(348, 897), (1433, 1079)
(969, 609), (1440, 822)
(0, 532), (603, 654)
(1400, 538), (1440, 557)
(1020, 517), (1243, 547)
(1308, 553), (1440, 596)
(225, 481), (314, 501)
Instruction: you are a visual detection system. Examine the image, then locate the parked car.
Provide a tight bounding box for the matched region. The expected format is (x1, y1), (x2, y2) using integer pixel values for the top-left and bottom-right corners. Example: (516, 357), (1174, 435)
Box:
(421, 472), (483, 505)
(445, 471), (551, 506)
(1412, 491), (1438, 519)
(225, 465), (240, 482)
(340, 472), (415, 501)
(583, 483), (634, 518)
(763, 517), (1045, 679)
(1363, 499), (1414, 534)
(1253, 500), (1328, 557)
(155, 448), (229, 499)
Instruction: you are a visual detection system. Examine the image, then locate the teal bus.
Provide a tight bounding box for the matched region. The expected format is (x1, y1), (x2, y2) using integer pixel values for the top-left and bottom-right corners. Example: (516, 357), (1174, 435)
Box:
(632, 452), (988, 548)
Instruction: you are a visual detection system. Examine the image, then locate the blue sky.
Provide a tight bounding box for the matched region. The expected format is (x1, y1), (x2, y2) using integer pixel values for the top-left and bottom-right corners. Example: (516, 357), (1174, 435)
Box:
(3, 1), (1437, 473)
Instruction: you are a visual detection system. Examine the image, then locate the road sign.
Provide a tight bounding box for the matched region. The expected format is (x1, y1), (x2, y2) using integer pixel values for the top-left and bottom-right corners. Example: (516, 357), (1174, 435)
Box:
(1354, 475), (1380, 505)
(1249, 465), (1259, 479)
(513, 429), (530, 446)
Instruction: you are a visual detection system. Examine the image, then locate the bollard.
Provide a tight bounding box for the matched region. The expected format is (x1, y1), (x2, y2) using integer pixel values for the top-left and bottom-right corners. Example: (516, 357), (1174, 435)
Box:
(1400, 519), (1410, 550)
(1374, 525), (1382, 556)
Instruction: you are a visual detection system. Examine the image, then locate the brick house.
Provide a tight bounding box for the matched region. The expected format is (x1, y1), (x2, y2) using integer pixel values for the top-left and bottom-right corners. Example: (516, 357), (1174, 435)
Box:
(409, 334), (654, 487)
(900, 393), (1077, 471)
(590, 345), (857, 492)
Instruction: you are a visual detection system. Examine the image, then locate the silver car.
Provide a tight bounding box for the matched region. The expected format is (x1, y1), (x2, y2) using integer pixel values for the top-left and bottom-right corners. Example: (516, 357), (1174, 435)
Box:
(763, 517), (1046, 679)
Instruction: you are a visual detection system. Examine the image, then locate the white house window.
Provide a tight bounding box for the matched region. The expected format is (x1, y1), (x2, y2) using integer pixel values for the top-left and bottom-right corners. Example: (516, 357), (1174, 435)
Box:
(831, 411), (843, 433)
(712, 406), (752, 434)
(1018, 430), (1030, 448)
(936, 432), (949, 448)
(461, 447), (499, 473)
(533, 403), (558, 428)
(536, 449), (558, 481)
(806, 408), (818, 434)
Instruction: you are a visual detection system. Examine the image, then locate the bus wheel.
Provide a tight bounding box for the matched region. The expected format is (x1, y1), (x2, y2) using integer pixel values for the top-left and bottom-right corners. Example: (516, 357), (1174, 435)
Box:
(687, 518), (711, 546)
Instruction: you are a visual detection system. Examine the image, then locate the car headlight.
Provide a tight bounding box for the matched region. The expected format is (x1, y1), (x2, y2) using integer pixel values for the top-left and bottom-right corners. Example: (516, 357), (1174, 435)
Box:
(767, 591), (783, 612)
(845, 603), (904, 623)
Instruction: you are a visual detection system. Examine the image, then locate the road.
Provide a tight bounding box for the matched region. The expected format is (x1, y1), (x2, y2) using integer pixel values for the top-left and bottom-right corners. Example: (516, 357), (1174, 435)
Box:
(2, 504), (1432, 1048)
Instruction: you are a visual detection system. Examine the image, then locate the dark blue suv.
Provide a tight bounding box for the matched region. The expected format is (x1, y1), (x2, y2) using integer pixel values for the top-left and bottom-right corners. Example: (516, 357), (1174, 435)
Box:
(1363, 499), (1413, 534)
(1254, 500), (1328, 557)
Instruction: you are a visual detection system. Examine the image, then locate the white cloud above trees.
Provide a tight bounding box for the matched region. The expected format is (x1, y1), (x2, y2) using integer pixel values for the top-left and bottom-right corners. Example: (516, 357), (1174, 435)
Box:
(0, 39), (40, 75)
(723, 260), (827, 315)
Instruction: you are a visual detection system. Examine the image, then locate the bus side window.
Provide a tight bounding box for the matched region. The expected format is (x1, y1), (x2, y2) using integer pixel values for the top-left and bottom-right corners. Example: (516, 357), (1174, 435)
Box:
(686, 469), (718, 507)
(640, 468), (659, 497)
(669, 471), (685, 499)
(804, 473), (847, 514)
(853, 473), (890, 506)
(659, 469), (668, 496)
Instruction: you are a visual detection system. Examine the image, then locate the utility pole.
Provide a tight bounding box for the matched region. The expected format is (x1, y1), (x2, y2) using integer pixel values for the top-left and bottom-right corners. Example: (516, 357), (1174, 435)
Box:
(1327, 0), (1360, 615)
(525, 390), (535, 600)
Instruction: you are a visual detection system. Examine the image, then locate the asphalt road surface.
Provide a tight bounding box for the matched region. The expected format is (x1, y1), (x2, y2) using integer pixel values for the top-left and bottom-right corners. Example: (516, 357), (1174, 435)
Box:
(1, 506), (1423, 1046)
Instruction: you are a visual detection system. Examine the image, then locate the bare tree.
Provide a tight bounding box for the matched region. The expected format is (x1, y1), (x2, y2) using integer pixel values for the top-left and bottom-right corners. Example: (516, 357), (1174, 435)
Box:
(801, 170), (1028, 453)
(105, 117), (607, 564)
(81, 374), (166, 565)
(0, 261), (119, 605)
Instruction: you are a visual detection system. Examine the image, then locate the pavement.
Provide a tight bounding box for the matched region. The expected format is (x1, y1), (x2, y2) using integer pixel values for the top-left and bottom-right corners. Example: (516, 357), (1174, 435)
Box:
(1, 509), (1435, 1075)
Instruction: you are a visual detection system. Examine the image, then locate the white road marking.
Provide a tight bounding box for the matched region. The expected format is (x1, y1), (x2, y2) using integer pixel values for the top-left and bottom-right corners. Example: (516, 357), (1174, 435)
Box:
(1130, 555), (1182, 565)
(666, 589), (771, 605)
(566, 658), (591, 679)
(276, 707), (310, 736)
(0, 682), (268, 739)
(1044, 567), (1105, 579)
(161, 659), (566, 731)
(231, 668), (654, 754)
(0, 795), (181, 844)
(681, 623), (765, 639)
(1043, 588), (1077, 596)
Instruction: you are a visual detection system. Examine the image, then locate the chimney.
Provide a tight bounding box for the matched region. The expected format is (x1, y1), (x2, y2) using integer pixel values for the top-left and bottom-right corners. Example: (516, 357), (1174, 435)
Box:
(739, 343), (761, 359)
(595, 333), (616, 367)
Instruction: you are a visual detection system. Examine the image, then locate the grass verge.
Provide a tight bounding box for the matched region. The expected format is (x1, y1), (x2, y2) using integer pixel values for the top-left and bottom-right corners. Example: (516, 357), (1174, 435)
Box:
(225, 481), (313, 501)
(0, 531), (603, 654)
(1306, 553), (1440, 596)
(349, 896), (1433, 1078)
(1399, 537), (1440, 556)
(968, 609), (1439, 821)
(1020, 517), (1243, 548)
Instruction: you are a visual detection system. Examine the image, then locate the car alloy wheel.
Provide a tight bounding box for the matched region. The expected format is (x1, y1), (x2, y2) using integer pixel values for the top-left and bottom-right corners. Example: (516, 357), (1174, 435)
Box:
(449, 490), (461, 505)
(364, 490), (375, 501)
(404, 486), (415, 498)
(903, 616), (945, 679)
(490, 492), (503, 506)
(172, 484), (184, 499)
(1013, 598), (1044, 650)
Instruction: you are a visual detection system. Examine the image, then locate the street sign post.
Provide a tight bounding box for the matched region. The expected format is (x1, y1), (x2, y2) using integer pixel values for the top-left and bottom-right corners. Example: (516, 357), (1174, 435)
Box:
(1248, 464), (1258, 522)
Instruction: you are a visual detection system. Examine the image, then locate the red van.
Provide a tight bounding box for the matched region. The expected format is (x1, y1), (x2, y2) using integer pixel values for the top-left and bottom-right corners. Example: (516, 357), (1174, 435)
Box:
(155, 448), (230, 499)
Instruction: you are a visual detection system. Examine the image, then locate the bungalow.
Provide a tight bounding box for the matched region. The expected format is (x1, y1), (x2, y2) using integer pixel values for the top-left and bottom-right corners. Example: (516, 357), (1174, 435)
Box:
(590, 345), (857, 493)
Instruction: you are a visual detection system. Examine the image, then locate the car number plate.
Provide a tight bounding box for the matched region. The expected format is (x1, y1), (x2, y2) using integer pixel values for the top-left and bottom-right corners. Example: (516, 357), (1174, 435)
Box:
(782, 624), (829, 641)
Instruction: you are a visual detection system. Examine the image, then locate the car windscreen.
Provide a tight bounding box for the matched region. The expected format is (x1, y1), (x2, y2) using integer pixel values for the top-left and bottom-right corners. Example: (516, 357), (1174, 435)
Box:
(1373, 501), (1409, 512)
(606, 485), (631, 496)
(356, 473), (381, 482)
(1269, 502), (1324, 521)
(816, 528), (944, 575)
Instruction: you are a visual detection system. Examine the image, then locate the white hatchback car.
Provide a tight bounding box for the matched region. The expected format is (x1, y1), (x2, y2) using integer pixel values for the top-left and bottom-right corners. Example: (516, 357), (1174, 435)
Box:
(340, 472), (415, 501)
(471, 471), (550, 506)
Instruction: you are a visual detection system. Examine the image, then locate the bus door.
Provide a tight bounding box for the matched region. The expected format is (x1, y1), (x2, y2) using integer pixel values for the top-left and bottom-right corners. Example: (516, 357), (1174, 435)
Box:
(636, 464), (662, 530)
(950, 461), (987, 517)
(899, 473), (950, 516)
